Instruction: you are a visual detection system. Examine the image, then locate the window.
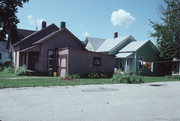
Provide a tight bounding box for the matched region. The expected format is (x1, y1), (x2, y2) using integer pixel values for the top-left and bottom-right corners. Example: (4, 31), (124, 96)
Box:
(48, 49), (55, 68)
(93, 57), (101, 66)
(0, 53), (2, 60)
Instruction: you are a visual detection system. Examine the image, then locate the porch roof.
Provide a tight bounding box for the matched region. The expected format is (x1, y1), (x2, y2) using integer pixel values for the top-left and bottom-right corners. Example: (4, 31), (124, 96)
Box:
(20, 45), (40, 52)
(116, 52), (133, 58)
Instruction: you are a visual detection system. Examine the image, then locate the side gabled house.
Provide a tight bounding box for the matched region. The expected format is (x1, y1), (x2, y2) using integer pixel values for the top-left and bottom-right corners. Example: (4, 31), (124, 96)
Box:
(8, 22), (115, 77)
(85, 33), (160, 75)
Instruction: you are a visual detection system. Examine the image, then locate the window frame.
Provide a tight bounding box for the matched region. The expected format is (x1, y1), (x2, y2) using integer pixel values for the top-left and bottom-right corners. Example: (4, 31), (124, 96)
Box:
(47, 49), (56, 68)
(93, 57), (102, 66)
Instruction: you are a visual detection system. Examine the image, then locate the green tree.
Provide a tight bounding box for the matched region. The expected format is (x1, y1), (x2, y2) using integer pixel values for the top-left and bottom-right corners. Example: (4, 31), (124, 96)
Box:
(0, 0), (29, 41)
(150, 0), (180, 59)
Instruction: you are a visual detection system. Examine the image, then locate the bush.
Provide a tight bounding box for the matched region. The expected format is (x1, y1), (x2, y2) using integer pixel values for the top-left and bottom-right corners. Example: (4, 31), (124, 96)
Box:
(3, 66), (15, 73)
(88, 72), (100, 78)
(111, 73), (143, 84)
(88, 72), (112, 78)
(15, 65), (27, 76)
(3, 59), (11, 67)
(67, 74), (80, 79)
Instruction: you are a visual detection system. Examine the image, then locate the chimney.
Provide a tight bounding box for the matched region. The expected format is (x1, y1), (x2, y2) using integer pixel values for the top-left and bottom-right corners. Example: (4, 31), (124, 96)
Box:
(114, 32), (118, 38)
(42, 21), (47, 29)
(60, 21), (66, 29)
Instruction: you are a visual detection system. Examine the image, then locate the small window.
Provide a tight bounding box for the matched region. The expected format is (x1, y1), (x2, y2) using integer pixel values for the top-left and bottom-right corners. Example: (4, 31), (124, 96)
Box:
(93, 57), (101, 66)
(0, 53), (2, 60)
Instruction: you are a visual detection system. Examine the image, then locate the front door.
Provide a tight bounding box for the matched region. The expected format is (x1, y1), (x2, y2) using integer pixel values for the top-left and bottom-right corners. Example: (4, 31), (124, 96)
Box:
(58, 55), (67, 77)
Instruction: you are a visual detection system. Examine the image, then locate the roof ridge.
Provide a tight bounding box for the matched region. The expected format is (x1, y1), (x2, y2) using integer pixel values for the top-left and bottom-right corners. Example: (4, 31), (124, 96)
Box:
(17, 28), (35, 32)
(87, 36), (106, 40)
(13, 24), (59, 46)
(33, 28), (85, 48)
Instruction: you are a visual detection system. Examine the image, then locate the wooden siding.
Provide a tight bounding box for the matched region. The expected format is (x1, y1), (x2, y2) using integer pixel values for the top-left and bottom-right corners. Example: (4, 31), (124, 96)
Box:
(66, 48), (115, 76)
(39, 31), (84, 72)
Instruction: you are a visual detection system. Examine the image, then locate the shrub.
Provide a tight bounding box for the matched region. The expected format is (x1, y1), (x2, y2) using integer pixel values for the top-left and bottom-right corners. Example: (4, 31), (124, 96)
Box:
(111, 73), (143, 84)
(88, 72), (112, 78)
(3, 59), (11, 67)
(15, 65), (27, 76)
(3, 66), (15, 73)
(88, 72), (100, 78)
(67, 74), (80, 79)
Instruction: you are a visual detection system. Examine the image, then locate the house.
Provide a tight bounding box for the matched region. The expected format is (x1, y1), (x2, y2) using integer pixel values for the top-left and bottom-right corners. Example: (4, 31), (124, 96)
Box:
(116, 40), (159, 75)
(0, 41), (9, 63)
(8, 22), (115, 77)
(85, 33), (160, 75)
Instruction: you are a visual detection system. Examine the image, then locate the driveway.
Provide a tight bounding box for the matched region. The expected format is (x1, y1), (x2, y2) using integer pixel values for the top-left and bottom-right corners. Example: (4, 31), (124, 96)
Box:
(0, 82), (180, 121)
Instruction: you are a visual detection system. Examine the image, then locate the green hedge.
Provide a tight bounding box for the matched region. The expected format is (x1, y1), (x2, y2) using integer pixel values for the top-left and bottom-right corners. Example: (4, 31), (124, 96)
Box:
(111, 73), (144, 84)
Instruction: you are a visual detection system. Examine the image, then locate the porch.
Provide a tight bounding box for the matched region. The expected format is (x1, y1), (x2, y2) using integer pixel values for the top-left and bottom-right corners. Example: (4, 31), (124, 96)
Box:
(115, 58), (135, 73)
(19, 45), (41, 72)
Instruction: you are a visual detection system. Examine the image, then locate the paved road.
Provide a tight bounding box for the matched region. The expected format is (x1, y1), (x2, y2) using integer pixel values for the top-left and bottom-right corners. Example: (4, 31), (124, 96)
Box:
(0, 82), (180, 121)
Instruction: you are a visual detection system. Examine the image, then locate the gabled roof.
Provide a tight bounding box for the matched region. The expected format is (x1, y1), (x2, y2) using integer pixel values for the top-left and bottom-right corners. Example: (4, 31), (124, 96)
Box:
(85, 37), (105, 51)
(13, 24), (59, 47)
(119, 40), (159, 53)
(116, 40), (159, 58)
(119, 40), (149, 52)
(33, 28), (85, 48)
(96, 35), (135, 52)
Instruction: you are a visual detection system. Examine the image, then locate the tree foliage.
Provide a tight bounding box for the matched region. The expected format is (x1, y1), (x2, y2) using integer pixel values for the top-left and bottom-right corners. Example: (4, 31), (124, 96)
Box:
(150, 0), (180, 59)
(0, 0), (29, 41)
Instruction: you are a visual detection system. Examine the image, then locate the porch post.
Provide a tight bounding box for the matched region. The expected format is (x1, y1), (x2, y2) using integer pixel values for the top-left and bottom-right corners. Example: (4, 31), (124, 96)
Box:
(134, 52), (137, 74)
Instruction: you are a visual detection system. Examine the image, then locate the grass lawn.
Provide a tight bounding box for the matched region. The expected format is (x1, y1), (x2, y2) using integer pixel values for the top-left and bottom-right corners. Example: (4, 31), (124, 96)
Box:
(0, 71), (179, 89)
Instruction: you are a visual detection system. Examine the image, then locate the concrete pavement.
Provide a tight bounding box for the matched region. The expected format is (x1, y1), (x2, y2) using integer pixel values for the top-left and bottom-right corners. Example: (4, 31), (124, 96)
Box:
(0, 82), (180, 121)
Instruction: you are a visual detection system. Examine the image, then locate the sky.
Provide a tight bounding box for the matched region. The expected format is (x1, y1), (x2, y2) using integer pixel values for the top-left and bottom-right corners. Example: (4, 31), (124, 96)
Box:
(17, 0), (163, 42)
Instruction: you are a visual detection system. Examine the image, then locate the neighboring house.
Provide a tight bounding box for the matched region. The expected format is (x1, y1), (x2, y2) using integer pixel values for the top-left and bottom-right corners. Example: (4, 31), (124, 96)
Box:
(0, 41), (9, 63)
(8, 22), (115, 77)
(116, 40), (159, 75)
(85, 33), (160, 75)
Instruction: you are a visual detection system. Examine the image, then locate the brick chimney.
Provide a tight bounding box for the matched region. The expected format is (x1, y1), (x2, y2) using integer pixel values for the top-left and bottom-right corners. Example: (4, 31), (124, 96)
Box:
(60, 21), (66, 29)
(114, 32), (118, 38)
(41, 21), (47, 29)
